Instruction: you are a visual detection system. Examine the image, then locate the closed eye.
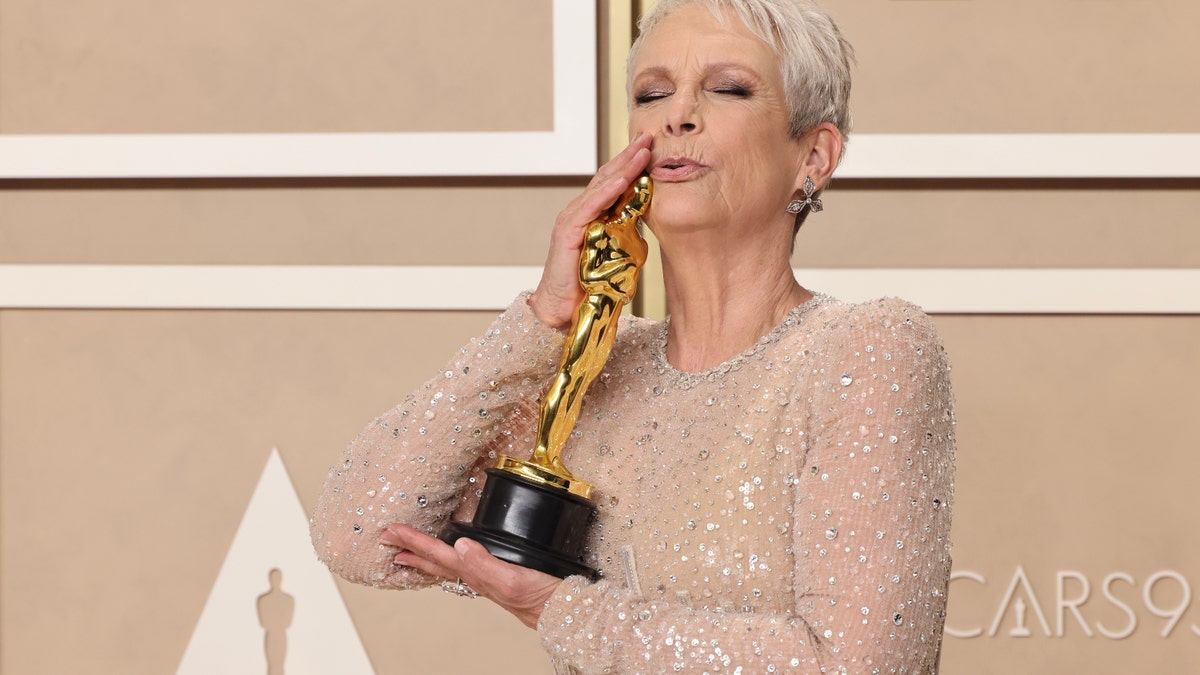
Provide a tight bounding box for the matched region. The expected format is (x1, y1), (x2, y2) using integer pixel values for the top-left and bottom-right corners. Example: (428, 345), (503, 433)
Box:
(634, 90), (672, 105)
(712, 84), (752, 98)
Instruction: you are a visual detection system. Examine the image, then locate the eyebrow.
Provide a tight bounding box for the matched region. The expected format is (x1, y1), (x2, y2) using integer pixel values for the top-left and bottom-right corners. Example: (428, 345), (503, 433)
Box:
(633, 62), (764, 83)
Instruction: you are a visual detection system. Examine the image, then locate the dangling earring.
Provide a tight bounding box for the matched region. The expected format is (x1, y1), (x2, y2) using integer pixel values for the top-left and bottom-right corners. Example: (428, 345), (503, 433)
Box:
(786, 176), (824, 214)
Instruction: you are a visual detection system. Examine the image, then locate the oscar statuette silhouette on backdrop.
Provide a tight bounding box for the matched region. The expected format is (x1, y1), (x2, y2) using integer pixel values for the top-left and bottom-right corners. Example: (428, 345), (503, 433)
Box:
(256, 568), (294, 675)
(440, 176), (653, 579)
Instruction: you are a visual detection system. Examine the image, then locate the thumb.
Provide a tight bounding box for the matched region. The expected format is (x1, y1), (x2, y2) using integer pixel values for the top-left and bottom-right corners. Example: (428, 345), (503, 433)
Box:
(453, 537), (474, 559)
(453, 537), (508, 589)
(454, 537), (495, 569)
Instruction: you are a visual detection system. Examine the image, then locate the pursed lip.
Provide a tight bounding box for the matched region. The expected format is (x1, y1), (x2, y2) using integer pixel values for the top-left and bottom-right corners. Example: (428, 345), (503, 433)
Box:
(650, 156), (708, 181)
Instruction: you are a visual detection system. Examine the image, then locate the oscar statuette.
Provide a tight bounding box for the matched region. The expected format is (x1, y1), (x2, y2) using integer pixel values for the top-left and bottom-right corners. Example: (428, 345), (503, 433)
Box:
(440, 176), (653, 580)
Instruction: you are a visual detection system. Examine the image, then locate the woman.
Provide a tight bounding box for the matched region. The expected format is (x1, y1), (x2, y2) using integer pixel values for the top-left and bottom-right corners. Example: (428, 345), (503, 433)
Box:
(311, 1), (955, 673)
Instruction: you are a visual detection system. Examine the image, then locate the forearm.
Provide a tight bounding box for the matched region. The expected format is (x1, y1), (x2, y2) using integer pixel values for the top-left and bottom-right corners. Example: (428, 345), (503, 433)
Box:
(310, 293), (563, 587)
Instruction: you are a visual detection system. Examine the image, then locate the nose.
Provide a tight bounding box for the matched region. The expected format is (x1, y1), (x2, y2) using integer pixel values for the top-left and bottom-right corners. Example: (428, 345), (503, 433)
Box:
(664, 89), (701, 136)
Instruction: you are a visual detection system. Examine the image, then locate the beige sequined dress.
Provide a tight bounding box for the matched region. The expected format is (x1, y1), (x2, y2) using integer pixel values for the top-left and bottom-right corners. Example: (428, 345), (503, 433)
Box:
(311, 290), (955, 674)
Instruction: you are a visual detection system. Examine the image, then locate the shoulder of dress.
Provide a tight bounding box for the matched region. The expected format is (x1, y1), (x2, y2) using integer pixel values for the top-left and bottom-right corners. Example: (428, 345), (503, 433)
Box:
(617, 312), (661, 339)
(813, 295), (937, 333)
(799, 295), (946, 367)
(792, 296), (954, 408)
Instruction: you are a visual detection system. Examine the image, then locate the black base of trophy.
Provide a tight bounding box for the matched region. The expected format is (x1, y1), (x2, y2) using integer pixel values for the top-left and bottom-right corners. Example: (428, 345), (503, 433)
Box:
(439, 468), (599, 580)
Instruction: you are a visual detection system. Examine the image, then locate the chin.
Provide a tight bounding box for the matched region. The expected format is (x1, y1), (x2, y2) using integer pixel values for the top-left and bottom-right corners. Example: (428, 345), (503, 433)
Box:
(643, 192), (717, 236)
(644, 215), (717, 241)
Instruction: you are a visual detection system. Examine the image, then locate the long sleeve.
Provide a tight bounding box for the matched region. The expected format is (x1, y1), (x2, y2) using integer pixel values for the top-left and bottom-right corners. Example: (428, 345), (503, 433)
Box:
(535, 298), (955, 674)
(310, 292), (564, 588)
(791, 299), (955, 672)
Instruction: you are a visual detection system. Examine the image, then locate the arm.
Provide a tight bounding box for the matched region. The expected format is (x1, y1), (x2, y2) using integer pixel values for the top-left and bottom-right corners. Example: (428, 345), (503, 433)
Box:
(789, 298), (955, 671)
(321, 136), (653, 617)
(310, 293), (564, 588)
(535, 299), (955, 673)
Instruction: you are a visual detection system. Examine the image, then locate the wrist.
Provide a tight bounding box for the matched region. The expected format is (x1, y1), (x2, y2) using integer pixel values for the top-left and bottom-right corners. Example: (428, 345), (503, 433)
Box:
(527, 290), (572, 333)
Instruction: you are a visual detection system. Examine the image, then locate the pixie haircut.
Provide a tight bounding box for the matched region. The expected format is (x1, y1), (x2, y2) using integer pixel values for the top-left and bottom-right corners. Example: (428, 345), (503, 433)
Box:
(627, 0), (855, 141)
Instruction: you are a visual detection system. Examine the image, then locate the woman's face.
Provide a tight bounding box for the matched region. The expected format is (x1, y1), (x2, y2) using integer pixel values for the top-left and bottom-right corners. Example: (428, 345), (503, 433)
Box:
(629, 5), (807, 240)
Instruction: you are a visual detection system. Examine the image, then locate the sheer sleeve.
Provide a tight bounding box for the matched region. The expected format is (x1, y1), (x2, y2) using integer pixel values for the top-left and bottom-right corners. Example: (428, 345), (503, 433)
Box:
(790, 298), (955, 672)
(536, 298), (955, 674)
(310, 292), (563, 588)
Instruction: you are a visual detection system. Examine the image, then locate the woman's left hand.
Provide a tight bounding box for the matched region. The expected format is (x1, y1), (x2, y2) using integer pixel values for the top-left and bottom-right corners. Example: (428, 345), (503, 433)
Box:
(381, 524), (562, 629)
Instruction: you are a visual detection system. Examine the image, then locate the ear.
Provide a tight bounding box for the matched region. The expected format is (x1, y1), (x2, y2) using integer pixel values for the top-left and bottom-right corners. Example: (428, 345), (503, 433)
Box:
(792, 122), (843, 194)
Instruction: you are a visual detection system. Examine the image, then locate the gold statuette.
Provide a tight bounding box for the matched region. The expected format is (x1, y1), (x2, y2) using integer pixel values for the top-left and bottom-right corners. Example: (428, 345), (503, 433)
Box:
(496, 176), (653, 499)
(440, 176), (652, 579)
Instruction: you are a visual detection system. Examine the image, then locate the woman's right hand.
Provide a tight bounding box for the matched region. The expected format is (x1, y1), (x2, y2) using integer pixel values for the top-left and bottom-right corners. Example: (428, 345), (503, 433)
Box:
(528, 133), (653, 331)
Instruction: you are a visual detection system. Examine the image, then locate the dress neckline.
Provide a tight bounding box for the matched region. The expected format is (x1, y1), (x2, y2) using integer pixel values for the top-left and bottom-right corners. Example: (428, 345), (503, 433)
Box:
(651, 292), (829, 389)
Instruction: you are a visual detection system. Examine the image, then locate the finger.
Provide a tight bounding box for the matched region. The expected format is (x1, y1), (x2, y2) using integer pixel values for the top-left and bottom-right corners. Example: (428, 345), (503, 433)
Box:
(384, 525), (466, 578)
(562, 141), (651, 235)
(448, 538), (511, 597)
(383, 523), (439, 547)
(563, 174), (625, 219)
(452, 537), (541, 597)
(588, 133), (653, 187)
(565, 150), (649, 223)
(393, 550), (458, 580)
(589, 132), (649, 180)
(453, 537), (505, 579)
(620, 141), (654, 178)
(379, 527), (407, 548)
(593, 147), (652, 194)
(596, 148), (652, 207)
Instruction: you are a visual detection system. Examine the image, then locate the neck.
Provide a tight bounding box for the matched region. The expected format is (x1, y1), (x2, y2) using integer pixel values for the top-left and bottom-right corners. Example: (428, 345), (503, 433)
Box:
(659, 233), (809, 372)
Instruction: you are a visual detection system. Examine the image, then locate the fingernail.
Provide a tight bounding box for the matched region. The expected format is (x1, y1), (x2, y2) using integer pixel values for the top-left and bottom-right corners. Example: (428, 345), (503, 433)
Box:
(454, 538), (470, 557)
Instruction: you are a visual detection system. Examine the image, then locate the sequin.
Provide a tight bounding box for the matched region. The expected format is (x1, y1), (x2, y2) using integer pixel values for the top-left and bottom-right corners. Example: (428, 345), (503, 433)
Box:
(311, 291), (955, 675)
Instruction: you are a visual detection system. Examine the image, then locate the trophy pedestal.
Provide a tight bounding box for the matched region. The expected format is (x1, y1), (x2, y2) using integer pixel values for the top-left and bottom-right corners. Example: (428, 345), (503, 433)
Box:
(440, 468), (599, 580)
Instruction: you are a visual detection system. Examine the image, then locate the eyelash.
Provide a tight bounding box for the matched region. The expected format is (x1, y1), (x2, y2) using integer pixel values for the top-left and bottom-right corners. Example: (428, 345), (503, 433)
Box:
(633, 84), (752, 105)
(714, 84), (751, 97)
(634, 91), (669, 105)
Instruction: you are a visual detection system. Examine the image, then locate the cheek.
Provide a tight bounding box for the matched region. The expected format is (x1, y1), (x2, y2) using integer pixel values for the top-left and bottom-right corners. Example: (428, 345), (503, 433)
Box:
(719, 151), (797, 217)
(717, 141), (773, 194)
(628, 110), (654, 138)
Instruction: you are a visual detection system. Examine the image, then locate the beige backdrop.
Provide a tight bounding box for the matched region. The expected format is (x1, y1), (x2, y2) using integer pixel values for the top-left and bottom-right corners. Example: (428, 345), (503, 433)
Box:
(2, 0), (1199, 673)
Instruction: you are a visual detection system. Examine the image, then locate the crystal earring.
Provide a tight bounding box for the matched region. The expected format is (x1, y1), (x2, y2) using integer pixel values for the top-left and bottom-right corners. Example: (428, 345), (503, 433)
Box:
(786, 176), (823, 214)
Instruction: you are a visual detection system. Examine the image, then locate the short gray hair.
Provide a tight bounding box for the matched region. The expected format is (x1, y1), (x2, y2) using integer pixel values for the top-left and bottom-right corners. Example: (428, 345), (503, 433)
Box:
(627, 0), (855, 141)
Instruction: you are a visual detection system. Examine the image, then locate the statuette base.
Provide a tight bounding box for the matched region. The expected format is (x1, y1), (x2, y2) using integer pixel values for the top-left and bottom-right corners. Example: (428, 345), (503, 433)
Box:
(439, 467), (599, 580)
